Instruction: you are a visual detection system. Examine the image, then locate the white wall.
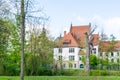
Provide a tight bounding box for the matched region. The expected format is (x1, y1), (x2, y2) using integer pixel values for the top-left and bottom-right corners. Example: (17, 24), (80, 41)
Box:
(92, 45), (99, 56)
(53, 47), (85, 69)
(53, 47), (80, 61)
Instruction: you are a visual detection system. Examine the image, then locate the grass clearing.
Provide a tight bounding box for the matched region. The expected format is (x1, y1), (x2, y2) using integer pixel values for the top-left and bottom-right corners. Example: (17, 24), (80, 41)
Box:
(0, 76), (120, 80)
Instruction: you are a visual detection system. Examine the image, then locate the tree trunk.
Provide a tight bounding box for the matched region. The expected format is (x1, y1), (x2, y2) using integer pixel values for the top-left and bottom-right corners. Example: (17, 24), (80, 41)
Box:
(85, 32), (90, 72)
(20, 0), (25, 80)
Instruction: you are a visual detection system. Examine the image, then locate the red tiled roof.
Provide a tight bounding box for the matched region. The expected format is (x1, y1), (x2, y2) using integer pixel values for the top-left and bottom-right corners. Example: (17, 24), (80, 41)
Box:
(59, 24), (99, 48)
(99, 41), (120, 51)
(61, 32), (79, 47)
(70, 25), (90, 47)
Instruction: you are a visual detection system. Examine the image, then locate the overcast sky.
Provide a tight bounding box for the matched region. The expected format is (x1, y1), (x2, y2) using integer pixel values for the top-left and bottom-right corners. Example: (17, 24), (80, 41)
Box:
(37, 0), (120, 39)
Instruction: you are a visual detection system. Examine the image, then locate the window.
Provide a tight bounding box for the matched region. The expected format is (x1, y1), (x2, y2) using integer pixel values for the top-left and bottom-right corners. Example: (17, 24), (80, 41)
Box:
(93, 48), (96, 54)
(79, 56), (82, 61)
(111, 52), (114, 57)
(100, 52), (102, 57)
(69, 48), (74, 53)
(74, 64), (76, 68)
(69, 56), (75, 61)
(69, 63), (73, 68)
(117, 52), (119, 56)
(58, 48), (62, 53)
(63, 64), (66, 68)
(63, 42), (69, 46)
(58, 56), (62, 60)
(80, 64), (84, 68)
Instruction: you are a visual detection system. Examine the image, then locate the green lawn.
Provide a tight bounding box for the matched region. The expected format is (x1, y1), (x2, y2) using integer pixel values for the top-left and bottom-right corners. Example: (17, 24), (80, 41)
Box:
(0, 76), (120, 80)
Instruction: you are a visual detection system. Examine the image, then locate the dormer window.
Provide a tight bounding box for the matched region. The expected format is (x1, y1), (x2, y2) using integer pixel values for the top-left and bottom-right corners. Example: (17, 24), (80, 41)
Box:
(63, 40), (71, 46)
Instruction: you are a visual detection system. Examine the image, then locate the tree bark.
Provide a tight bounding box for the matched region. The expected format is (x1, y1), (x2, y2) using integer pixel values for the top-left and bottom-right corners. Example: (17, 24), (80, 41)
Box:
(85, 32), (90, 72)
(20, 0), (25, 80)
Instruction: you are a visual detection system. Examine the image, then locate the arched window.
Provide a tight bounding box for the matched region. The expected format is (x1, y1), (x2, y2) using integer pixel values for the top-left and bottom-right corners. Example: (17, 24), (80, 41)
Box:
(80, 64), (84, 68)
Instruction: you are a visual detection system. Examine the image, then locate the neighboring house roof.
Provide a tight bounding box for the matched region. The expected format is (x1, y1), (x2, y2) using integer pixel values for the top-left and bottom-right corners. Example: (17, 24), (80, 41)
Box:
(114, 41), (120, 51)
(99, 41), (120, 52)
(92, 34), (99, 46)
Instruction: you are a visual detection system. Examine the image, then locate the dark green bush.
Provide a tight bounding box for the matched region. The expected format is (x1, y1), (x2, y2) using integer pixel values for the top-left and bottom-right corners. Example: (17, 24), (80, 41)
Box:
(90, 70), (107, 76)
(58, 69), (120, 76)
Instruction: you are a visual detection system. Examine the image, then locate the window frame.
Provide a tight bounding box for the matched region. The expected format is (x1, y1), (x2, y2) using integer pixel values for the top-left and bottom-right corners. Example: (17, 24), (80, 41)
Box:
(69, 48), (74, 53)
(58, 48), (62, 53)
(58, 55), (62, 60)
(69, 56), (75, 61)
(80, 64), (84, 68)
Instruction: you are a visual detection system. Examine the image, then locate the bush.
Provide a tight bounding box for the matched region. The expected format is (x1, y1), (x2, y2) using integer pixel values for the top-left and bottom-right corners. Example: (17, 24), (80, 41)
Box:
(59, 69), (85, 76)
(90, 70), (107, 76)
(90, 70), (120, 76)
(57, 69), (120, 76)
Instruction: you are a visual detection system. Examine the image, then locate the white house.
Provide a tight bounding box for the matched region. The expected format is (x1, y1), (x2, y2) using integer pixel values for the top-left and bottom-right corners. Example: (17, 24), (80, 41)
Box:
(53, 24), (95, 69)
(53, 24), (120, 69)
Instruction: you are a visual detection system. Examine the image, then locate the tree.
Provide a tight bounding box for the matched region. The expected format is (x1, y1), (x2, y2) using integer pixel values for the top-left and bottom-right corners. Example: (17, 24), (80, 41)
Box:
(20, 0), (25, 80)
(84, 23), (97, 72)
(19, 0), (48, 79)
(0, 0), (48, 77)
(84, 32), (90, 72)
(0, 19), (11, 75)
(25, 27), (54, 75)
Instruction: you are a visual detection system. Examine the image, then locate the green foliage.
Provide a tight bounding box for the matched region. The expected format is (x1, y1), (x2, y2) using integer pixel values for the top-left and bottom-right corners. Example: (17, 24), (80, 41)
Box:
(0, 18), (20, 76)
(90, 70), (120, 76)
(90, 54), (99, 66)
(82, 54), (100, 66)
(55, 69), (120, 76)
(24, 27), (55, 76)
(0, 76), (120, 80)
(60, 69), (85, 76)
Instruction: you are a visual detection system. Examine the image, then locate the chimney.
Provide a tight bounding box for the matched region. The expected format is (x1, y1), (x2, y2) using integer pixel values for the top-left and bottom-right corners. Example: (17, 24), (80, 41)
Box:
(64, 31), (66, 36)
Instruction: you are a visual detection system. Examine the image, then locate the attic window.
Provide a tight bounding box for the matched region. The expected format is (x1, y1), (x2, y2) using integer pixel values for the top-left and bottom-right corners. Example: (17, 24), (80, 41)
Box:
(63, 42), (69, 45)
(63, 40), (71, 46)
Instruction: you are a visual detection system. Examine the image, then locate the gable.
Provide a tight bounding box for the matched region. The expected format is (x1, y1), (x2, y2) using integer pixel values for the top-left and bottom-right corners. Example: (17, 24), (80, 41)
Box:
(70, 25), (90, 47)
(62, 32), (79, 47)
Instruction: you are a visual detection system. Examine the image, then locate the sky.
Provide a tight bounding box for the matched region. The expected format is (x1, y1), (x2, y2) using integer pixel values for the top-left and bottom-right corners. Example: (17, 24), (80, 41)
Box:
(37, 0), (120, 39)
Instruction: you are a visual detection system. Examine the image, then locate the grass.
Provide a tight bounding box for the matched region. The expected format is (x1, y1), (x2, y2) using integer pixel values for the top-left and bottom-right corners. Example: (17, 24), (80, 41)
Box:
(0, 76), (120, 80)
